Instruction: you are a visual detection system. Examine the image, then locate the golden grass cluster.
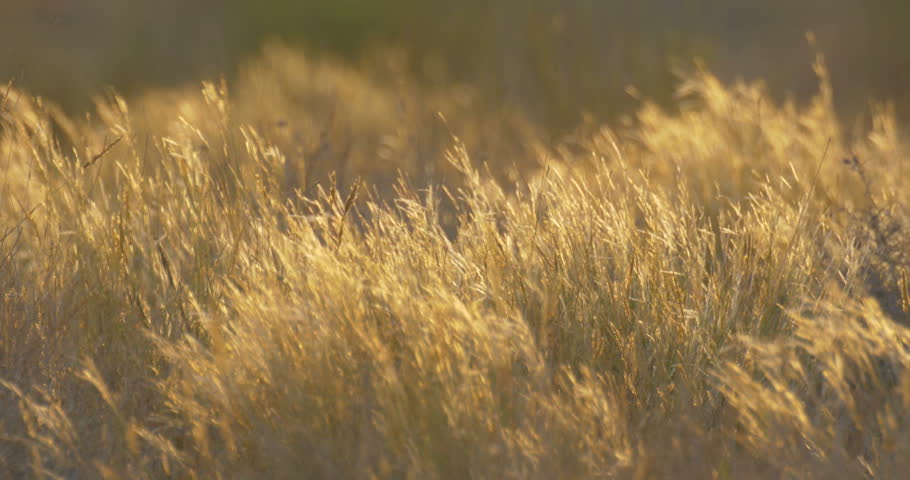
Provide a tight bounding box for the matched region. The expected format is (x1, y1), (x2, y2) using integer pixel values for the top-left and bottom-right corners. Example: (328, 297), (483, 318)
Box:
(1, 47), (909, 478)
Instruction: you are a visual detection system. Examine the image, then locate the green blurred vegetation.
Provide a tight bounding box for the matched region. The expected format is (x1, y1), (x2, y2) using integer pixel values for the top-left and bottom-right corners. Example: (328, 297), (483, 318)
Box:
(2, 1), (910, 131)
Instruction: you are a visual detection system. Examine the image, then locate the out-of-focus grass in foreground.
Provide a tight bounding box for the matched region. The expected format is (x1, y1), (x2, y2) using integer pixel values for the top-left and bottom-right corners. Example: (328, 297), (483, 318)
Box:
(1, 47), (909, 478)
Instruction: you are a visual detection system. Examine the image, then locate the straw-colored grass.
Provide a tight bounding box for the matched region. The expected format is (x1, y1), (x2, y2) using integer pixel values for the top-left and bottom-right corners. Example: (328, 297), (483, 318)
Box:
(1, 48), (909, 478)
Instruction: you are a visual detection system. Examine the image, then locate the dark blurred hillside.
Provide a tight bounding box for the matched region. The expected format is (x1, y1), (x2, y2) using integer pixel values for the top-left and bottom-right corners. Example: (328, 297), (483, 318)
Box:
(2, 0), (908, 131)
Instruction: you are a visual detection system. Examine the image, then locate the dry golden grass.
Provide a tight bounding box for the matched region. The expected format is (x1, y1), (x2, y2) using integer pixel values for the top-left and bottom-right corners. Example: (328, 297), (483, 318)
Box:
(1, 48), (909, 479)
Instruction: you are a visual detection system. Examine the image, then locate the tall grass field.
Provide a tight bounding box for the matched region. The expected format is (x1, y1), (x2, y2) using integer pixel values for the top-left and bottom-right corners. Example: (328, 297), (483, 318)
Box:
(1, 46), (909, 478)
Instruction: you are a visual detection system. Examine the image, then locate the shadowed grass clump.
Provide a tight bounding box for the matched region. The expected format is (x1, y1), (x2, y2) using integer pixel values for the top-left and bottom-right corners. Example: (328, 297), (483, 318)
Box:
(1, 50), (909, 478)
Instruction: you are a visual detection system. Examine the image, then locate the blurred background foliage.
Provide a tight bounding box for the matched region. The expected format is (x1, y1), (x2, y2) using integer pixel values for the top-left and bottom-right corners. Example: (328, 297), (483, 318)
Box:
(1, 0), (909, 133)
